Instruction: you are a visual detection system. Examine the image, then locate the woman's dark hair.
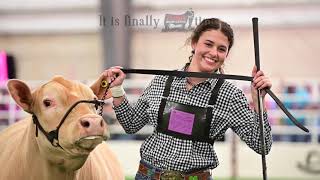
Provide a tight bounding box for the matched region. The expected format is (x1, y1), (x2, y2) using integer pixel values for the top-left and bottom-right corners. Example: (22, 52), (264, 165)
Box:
(187, 18), (234, 64)
(191, 18), (234, 50)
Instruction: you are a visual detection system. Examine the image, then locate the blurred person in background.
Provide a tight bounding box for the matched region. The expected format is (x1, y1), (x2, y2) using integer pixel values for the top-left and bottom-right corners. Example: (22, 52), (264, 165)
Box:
(93, 18), (273, 180)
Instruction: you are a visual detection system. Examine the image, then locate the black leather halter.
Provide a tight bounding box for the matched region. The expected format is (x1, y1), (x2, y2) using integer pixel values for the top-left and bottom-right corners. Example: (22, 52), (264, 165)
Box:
(32, 99), (105, 149)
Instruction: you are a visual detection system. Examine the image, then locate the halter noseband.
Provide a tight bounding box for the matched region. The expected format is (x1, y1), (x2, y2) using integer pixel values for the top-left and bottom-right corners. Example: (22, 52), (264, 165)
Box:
(32, 99), (105, 149)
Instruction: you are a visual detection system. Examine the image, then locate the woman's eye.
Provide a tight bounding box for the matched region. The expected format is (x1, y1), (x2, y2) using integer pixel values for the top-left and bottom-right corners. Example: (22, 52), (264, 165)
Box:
(43, 99), (52, 107)
(205, 43), (212, 47)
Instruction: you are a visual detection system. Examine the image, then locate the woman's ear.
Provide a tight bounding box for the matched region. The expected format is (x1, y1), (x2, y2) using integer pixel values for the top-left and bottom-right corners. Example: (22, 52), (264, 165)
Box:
(191, 43), (196, 51)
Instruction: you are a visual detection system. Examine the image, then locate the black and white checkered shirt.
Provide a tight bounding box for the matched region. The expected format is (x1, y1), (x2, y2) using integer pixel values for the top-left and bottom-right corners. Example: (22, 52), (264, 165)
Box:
(114, 74), (272, 172)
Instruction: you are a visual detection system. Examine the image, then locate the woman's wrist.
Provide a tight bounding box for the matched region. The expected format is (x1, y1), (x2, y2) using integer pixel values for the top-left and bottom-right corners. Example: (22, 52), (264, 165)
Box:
(110, 85), (125, 98)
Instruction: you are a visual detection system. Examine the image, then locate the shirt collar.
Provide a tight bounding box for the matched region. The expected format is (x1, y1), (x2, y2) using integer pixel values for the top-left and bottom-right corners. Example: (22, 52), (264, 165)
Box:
(180, 63), (218, 86)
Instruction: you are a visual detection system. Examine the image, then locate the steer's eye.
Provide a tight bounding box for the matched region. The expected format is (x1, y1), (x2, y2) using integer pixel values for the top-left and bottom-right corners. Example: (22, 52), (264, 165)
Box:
(43, 99), (52, 107)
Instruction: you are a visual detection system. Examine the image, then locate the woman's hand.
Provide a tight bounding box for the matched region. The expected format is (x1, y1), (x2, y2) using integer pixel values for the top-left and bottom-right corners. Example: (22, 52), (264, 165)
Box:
(251, 66), (272, 97)
(251, 66), (272, 111)
(103, 66), (126, 88)
(90, 66), (126, 99)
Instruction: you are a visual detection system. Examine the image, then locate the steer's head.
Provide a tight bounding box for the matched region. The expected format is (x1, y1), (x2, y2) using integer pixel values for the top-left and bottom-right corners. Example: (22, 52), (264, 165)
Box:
(7, 76), (111, 170)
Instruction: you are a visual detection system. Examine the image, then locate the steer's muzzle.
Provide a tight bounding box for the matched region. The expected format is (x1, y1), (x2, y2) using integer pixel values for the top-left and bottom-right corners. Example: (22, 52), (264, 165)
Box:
(75, 114), (108, 151)
(79, 114), (106, 136)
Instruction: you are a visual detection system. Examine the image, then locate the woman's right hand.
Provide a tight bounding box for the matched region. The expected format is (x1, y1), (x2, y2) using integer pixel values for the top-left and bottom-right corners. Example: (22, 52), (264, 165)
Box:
(103, 66), (126, 87)
(90, 66), (126, 99)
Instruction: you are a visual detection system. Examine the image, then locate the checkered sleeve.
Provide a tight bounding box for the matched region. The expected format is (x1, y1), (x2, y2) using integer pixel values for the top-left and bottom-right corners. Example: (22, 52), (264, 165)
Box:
(228, 88), (272, 155)
(113, 80), (154, 134)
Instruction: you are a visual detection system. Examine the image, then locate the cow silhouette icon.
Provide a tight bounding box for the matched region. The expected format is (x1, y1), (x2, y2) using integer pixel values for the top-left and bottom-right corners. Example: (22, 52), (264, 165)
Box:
(162, 10), (194, 32)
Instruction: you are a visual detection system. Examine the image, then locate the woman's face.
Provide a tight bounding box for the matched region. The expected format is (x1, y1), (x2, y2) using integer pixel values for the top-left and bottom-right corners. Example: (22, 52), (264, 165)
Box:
(191, 29), (229, 73)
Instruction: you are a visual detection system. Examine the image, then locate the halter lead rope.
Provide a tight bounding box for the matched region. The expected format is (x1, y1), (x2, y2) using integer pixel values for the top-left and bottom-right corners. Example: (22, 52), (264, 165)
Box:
(120, 68), (308, 133)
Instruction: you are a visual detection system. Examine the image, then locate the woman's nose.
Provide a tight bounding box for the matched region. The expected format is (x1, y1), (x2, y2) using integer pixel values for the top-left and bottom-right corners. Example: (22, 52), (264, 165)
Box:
(209, 47), (218, 57)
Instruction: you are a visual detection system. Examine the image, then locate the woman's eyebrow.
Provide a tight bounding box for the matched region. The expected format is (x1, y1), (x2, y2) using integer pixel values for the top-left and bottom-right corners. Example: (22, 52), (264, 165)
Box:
(205, 40), (227, 49)
(205, 40), (214, 43)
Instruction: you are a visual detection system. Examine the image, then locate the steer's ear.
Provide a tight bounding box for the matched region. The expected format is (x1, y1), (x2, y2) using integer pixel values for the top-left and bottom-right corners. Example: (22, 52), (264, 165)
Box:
(7, 79), (33, 113)
(90, 74), (112, 99)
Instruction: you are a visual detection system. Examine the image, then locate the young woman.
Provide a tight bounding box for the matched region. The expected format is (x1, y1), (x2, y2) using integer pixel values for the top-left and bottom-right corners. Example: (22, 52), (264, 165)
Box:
(94, 18), (272, 180)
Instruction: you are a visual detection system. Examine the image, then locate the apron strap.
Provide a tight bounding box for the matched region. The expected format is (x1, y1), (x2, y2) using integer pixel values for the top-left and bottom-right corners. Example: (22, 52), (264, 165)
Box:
(206, 78), (225, 122)
(157, 76), (174, 125)
(205, 78), (225, 144)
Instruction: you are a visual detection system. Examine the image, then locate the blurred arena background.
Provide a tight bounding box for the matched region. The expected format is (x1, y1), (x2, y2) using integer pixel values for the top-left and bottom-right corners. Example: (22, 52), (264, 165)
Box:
(1, 0), (320, 179)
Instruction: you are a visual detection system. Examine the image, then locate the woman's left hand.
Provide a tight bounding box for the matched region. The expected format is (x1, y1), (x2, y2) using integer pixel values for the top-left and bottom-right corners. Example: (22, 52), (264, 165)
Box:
(251, 66), (272, 98)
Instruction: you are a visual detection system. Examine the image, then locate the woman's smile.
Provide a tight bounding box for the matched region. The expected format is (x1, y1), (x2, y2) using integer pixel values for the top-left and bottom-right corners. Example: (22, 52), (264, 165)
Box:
(203, 55), (219, 64)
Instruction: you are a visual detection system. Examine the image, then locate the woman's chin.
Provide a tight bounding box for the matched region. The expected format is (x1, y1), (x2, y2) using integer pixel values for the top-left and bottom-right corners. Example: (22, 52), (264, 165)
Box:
(200, 65), (219, 73)
(200, 62), (220, 72)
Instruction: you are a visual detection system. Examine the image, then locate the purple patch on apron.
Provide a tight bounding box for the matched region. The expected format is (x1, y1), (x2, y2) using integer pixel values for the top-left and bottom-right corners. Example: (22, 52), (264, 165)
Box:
(168, 109), (195, 135)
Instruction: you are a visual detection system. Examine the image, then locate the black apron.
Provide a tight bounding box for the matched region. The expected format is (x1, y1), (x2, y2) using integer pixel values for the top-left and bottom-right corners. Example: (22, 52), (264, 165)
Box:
(156, 76), (224, 144)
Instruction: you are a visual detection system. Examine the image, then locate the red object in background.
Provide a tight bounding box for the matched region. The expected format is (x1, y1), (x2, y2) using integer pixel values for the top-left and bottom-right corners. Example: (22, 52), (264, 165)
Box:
(0, 51), (8, 82)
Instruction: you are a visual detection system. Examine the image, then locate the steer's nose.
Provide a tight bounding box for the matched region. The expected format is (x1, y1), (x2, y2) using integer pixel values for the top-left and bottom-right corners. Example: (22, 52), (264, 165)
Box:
(79, 115), (105, 136)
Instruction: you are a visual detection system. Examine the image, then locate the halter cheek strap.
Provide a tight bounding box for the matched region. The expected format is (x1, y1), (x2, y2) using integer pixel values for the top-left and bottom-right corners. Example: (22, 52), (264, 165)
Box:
(32, 99), (105, 149)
